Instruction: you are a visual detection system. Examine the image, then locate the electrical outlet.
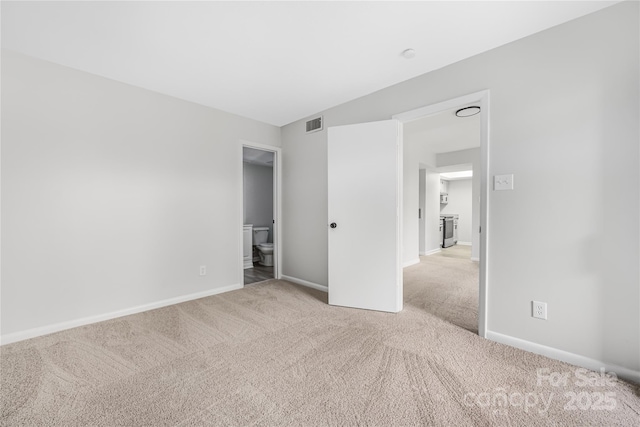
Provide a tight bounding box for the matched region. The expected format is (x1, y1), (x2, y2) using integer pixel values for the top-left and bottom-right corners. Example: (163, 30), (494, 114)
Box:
(494, 174), (514, 191)
(532, 301), (547, 320)
(199, 265), (206, 276)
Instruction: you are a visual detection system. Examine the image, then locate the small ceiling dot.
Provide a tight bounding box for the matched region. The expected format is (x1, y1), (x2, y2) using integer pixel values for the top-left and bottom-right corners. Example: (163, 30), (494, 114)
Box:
(402, 48), (416, 59)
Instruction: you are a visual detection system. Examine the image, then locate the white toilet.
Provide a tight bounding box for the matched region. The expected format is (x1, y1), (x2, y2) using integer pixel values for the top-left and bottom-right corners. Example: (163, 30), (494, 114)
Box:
(253, 227), (274, 267)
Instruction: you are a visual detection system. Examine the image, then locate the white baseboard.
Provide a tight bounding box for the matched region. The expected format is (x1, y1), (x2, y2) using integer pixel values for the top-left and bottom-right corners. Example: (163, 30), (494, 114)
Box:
(403, 258), (420, 268)
(422, 248), (442, 256)
(281, 275), (328, 293)
(486, 330), (640, 385)
(0, 283), (243, 346)
(457, 241), (472, 246)
(471, 257), (480, 262)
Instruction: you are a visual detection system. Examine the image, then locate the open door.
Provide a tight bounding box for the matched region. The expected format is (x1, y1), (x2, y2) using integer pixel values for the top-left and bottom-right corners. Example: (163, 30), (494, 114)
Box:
(328, 120), (402, 313)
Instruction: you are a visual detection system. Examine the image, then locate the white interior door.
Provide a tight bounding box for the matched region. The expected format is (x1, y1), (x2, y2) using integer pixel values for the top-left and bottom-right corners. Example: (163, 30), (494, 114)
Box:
(328, 120), (402, 313)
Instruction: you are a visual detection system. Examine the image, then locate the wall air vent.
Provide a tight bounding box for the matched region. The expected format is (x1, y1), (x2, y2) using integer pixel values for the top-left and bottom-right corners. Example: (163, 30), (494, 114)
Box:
(305, 116), (323, 133)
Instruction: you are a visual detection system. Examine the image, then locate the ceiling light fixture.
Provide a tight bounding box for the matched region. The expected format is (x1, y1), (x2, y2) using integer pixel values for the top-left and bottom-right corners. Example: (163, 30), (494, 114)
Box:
(455, 106), (481, 117)
(402, 48), (416, 59)
(441, 170), (473, 179)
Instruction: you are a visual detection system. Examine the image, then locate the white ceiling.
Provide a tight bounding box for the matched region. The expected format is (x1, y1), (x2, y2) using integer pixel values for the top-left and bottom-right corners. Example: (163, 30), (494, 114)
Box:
(243, 146), (274, 166)
(1, 1), (620, 126)
(404, 105), (481, 154)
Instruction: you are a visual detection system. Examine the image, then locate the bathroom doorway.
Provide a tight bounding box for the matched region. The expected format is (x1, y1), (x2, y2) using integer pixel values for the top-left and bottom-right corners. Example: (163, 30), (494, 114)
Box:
(239, 141), (282, 286)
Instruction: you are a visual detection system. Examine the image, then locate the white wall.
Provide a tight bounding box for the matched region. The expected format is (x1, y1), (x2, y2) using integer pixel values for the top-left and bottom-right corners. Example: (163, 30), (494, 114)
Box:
(440, 179), (473, 245)
(243, 162), (274, 242)
(1, 50), (281, 339)
(281, 2), (639, 373)
(403, 129), (437, 265)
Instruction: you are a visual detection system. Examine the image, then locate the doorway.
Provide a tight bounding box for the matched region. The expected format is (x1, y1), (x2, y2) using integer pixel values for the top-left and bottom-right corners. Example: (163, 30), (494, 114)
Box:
(393, 90), (489, 338)
(324, 91), (488, 335)
(239, 141), (282, 286)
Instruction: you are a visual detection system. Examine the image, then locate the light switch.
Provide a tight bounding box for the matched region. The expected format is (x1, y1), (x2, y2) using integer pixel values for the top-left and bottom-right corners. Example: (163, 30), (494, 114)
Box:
(494, 174), (514, 191)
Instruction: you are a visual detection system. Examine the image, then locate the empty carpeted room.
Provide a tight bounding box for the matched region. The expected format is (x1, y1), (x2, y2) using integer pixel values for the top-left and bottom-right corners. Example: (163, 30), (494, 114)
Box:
(1, 2), (639, 426)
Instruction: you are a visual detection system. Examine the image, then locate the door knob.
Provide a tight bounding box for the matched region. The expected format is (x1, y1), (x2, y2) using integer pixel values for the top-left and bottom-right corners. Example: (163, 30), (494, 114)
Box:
(330, 222), (337, 229)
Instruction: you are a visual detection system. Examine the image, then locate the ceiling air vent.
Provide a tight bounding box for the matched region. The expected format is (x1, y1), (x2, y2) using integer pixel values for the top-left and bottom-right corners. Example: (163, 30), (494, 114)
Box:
(305, 116), (323, 133)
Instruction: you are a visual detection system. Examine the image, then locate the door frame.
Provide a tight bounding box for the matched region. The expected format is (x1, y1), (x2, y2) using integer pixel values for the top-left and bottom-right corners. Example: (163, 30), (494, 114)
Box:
(238, 140), (282, 284)
(392, 89), (490, 338)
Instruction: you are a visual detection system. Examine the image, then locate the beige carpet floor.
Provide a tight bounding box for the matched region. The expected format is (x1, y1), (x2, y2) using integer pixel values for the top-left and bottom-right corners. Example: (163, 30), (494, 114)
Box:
(2, 253), (639, 426)
(432, 244), (474, 260)
(406, 246), (478, 333)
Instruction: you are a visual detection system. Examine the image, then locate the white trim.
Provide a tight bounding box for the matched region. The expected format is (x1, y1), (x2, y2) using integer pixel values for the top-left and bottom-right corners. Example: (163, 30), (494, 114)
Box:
(457, 241), (472, 246)
(486, 330), (640, 385)
(403, 258), (420, 268)
(420, 249), (441, 256)
(478, 91), (490, 339)
(281, 275), (328, 293)
(393, 89), (490, 339)
(395, 121), (404, 312)
(239, 140), (283, 286)
(0, 284), (242, 346)
(471, 257), (480, 262)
